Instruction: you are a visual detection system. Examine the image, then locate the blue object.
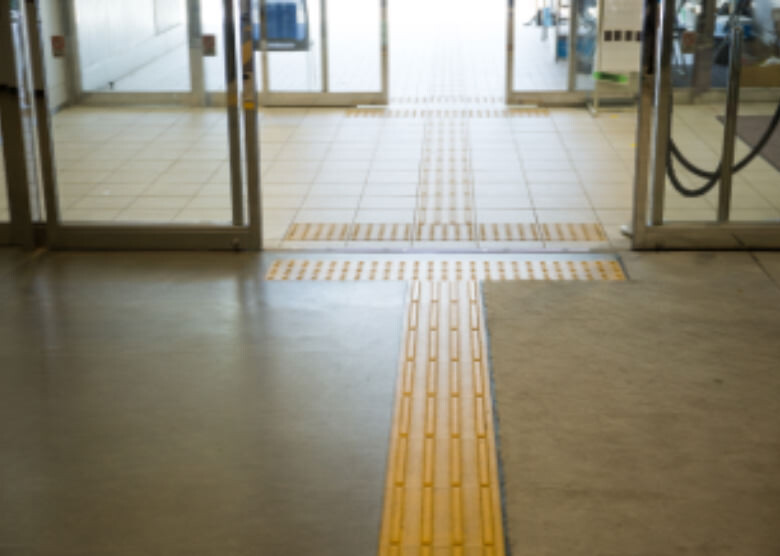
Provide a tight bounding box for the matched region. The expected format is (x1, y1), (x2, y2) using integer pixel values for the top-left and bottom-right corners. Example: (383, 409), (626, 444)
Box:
(253, 0), (309, 50)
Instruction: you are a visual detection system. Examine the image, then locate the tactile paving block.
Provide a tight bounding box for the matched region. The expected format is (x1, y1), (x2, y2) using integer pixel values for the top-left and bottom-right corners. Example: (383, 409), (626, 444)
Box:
(390, 95), (505, 104)
(265, 258), (627, 282)
(345, 108), (550, 119)
(283, 222), (609, 243)
(265, 255), (626, 555)
(377, 281), (505, 556)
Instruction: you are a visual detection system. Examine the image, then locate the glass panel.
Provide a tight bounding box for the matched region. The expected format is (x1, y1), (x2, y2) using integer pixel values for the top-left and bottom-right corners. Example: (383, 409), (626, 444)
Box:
(390, 0), (504, 100)
(513, 0), (568, 91)
(75, 0), (191, 92)
(663, 0), (780, 224)
(327, 0), (380, 92)
(573, 0), (598, 90)
(202, 0), (264, 93)
(669, 0), (779, 92)
(41, 2), (234, 226)
(202, 0), (227, 91)
(263, 0), (323, 92)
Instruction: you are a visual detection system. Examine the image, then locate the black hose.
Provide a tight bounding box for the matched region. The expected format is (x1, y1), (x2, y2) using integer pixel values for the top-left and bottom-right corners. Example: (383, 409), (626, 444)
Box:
(666, 98), (780, 197)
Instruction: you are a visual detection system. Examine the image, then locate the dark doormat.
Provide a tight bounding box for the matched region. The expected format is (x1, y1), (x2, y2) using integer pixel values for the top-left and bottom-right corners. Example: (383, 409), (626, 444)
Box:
(484, 279), (780, 556)
(717, 114), (780, 171)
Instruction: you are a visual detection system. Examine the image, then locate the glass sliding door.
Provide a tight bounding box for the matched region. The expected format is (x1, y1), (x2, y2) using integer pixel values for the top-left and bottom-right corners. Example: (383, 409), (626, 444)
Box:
(75, 0), (191, 93)
(506, 0), (639, 105)
(257, 0), (388, 106)
(16, 0), (261, 249)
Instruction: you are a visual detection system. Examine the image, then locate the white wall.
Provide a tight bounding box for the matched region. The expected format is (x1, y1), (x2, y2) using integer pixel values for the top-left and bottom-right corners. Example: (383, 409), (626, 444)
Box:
(39, 0), (70, 109)
(74, 0), (187, 91)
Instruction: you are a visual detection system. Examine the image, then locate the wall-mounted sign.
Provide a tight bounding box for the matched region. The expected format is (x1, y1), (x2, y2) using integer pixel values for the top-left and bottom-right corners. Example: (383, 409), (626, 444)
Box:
(51, 35), (66, 58)
(598, 0), (643, 73)
(202, 35), (217, 57)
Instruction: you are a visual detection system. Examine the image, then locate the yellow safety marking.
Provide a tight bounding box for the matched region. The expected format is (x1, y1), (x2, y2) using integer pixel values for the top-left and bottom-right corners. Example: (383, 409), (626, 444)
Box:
(266, 258), (626, 282)
(377, 281), (506, 555)
(346, 108), (550, 119)
(284, 222), (608, 243)
(265, 254), (627, 556)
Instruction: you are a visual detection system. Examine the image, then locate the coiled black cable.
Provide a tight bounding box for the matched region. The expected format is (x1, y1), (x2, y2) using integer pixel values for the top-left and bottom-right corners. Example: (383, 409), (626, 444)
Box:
(666, 98), (780, 197)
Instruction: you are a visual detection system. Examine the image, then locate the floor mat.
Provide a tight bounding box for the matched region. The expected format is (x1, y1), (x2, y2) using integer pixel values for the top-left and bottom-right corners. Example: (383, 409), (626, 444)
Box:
(484, 280), (780, 555)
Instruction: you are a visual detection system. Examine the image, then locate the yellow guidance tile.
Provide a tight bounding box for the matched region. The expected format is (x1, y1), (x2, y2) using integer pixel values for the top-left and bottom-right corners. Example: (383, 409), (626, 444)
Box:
(265, 258), (626, 282)
(265, 257), (626, 555)
(377, 281), (506, 556)
(283, 223), (608, 243)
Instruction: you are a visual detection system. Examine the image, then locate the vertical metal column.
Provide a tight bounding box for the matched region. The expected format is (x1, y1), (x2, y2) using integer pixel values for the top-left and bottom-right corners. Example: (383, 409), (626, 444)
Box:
(224, 0), (245, 226)
(187, 0), (207, 106)
(61, 0), (82, 105)
(0, 0), (35, 248)
(631, 0), (660, 246)
(24, 0), (61, 244)
(240, 0), (262, 248)
(648, 0), (676, 225)
(691, 0), (716, 99)
(319, 0), (329, 93)
(718, 24), (743, 222)
(506, 0), (515, 102)
(567, 0), (579, 91)
(380, 0), (389, 102)
(259, 0), (270, 94)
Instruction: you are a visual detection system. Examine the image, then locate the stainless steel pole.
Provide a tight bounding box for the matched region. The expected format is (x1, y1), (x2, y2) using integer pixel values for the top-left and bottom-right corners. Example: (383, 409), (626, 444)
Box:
(649, 0), (676, 225)
(320, 0), (329, 93)
(718, 24), (742, 223)
(0, 0), (35, 248)
(24, 0), (61, 244)
(691, 0), (716, 100)
(506, 0), (515, 103)
(567, 0), (578, 91)
(224, 0), (245, 226)
(380, 0), (389, 103)
(630, 0), (659, 247)
(187, 0), (206, 106)
(260, 0), (270, 95)
(241, 0), (262, 248)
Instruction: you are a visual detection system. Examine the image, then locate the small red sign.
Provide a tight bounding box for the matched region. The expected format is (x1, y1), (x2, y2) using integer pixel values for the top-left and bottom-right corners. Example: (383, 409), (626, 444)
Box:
(681, 31), (698, 54)
(51, 35), (66, 58)
(202, 35), (217, 57)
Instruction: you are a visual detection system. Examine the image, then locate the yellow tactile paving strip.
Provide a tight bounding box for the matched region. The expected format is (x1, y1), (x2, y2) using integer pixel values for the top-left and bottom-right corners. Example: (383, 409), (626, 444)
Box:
(417, 120), (475, 227)
(265, 256), (626, 555)
(284, 222), (608, 243)
(391, 95), (505, 105)
(377, 280), (505, 556)
(265, 258), (626, 282)
(345, 108), (549, 119)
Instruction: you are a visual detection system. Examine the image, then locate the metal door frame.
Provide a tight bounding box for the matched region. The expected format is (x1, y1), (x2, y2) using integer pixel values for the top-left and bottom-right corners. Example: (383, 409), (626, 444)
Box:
(2, 0), (262, 251)
(257, 0), (388, 107)
(630, 0), (780, 249)
(0, 0), (38, 248)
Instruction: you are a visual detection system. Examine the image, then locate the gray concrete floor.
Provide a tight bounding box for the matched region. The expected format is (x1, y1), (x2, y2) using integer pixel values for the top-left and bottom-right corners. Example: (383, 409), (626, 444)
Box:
(3, 249), (780, 555)
(0, 250), (404, 556)
(485, 252), (780, 556)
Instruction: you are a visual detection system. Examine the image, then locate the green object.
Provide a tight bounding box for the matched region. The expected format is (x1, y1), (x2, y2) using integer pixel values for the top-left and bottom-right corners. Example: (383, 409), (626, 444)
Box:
(593, 71), (629, 84)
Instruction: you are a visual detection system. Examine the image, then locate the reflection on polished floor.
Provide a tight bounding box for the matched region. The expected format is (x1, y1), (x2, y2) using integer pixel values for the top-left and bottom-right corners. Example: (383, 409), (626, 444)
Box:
(2, 248), (779, 555)
(0, 137), (7, 222)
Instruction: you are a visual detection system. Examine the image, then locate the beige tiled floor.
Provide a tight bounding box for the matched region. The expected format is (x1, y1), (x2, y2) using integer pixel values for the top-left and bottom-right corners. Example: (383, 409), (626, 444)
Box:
(42, 101), (780, 251)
